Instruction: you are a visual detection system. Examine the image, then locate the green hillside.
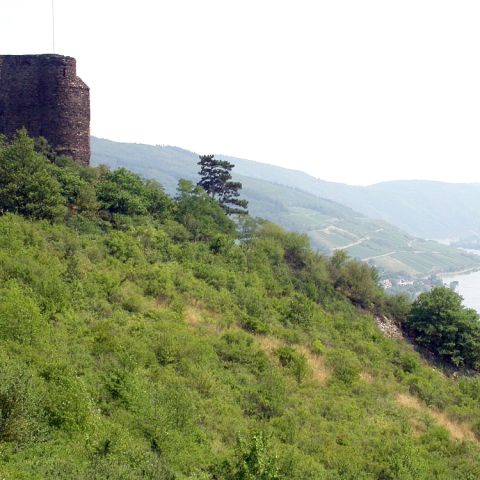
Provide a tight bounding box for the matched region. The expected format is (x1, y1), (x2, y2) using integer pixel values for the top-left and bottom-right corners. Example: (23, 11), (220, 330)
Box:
(2, 132), (480, 478)
(91, 138), (480, 276)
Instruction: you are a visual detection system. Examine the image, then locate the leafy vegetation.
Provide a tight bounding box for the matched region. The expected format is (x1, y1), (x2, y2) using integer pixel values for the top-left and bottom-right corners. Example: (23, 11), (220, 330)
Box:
(1, 132), (480, 478)
(91, 137), (480, 276)
(197, 154), (248, 215)
(406, 287), (480, 370)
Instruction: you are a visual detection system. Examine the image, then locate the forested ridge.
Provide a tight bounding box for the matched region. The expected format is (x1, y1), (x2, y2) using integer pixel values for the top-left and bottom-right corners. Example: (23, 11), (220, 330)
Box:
(91, 137), (480, 276)
(1, 131), (480, 479)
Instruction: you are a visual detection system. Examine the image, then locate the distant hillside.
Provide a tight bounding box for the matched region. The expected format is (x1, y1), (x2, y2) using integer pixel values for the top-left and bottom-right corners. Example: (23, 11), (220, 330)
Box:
(216, 156), (480, 241)
(91, 138), (480, 276)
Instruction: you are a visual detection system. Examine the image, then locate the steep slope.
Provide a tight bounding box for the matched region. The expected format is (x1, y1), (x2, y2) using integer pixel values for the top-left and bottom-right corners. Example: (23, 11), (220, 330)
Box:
(4, 212), (480, 479)
(91, 137), (480, 276)
(3, 135), (480, 478)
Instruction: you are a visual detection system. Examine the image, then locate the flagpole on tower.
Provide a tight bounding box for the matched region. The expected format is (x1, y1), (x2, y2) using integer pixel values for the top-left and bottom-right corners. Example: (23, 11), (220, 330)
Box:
(52, 0), (56, 53)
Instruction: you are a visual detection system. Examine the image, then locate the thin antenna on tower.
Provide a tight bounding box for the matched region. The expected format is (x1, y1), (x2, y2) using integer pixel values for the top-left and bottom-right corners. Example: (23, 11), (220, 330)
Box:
(51, 0), (56, 53)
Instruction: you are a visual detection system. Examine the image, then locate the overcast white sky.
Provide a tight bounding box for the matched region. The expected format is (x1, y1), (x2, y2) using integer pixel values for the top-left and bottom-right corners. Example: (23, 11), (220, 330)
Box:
(2, 1), (480, 185)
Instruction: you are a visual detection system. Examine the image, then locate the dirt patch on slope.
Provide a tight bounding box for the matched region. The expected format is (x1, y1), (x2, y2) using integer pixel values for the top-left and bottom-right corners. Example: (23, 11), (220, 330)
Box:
(183, 305), (236, 335)
(184, 309), (332, 384)
(184, 305), (204, 326)
(396, 393), (476, 442)
(297, 346), (331, 384)
(359, 371), (375, 384)
(256, 336), (330, 384)
(256, 335), (284, 359)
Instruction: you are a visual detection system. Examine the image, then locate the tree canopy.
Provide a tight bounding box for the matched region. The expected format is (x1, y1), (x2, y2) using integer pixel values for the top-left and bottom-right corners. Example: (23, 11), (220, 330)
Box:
(407, 286), (480, 369)
(197, 154), (248, 215)
(0, 130), (65, 220)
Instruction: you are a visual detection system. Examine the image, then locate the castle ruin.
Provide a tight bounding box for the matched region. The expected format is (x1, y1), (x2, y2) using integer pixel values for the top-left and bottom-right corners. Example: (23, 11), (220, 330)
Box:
(0, 54), (90, 165)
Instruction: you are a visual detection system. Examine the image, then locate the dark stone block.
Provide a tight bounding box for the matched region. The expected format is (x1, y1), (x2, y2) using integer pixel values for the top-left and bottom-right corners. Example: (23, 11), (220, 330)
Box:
(0, 54), (90, 165)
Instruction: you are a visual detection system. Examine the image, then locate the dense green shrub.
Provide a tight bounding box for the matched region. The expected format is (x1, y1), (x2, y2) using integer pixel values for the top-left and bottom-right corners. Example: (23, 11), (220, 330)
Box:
(96, 167), (150, 216)
(276, 346), (309, 383)
(384, 293), (412, 323)
(328, 250), (383, 309)
(175, 179), (236, 240)
(328, 349), (361, 384)
(223, 432), (280, 480)
(282, 292), (315, 328)
(0, 130), (65, 219)
(244, 371), (287, 419)
(406, 286), (480, 369)
(42, 364), (91, 431)
(216, 331), (268, 374)
(0, 359), (42, 443)
(0, 282), (45, 344)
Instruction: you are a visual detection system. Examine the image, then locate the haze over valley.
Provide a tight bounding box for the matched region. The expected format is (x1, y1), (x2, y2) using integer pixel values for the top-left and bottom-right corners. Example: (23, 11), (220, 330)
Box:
(92, 137), (480, 279)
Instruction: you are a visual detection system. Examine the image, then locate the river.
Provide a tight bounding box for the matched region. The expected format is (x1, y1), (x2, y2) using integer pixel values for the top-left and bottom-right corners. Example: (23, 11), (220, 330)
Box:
(442, 249), (480, 313)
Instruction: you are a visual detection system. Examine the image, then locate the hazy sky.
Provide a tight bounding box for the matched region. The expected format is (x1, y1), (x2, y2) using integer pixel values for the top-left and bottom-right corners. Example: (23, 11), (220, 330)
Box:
(2, 1), (480, 185)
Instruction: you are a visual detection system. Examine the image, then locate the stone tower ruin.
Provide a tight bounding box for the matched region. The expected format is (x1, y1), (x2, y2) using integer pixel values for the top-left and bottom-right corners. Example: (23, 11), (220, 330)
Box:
(0, 54), (90, 165)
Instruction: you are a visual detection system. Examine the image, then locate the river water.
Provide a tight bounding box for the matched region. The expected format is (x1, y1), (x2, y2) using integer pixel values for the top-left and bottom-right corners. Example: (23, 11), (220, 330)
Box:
(442, 249), (480, 313)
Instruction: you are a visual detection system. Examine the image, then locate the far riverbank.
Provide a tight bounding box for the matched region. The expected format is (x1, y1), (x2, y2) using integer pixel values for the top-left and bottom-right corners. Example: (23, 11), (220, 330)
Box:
(438, 248), (480, 312)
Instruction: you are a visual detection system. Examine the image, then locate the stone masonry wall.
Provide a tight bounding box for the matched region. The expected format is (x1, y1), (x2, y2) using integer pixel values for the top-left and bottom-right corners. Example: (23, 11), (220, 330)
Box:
(0, 54), (90, 165)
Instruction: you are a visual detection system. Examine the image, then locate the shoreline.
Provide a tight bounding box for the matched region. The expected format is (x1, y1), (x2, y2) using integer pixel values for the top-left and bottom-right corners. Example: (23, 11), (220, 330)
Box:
(437, 267), (480, 279)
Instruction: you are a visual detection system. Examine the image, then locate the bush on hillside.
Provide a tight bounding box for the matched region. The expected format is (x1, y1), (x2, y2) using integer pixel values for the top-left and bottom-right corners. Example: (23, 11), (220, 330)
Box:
(0, 130), (65, 219)
(327, 250), (383, 309)
(406, 286), (480, 369)
(223, 432), (280, 480)
(175, 179), (236, 240)
(276, 346), (309, 383)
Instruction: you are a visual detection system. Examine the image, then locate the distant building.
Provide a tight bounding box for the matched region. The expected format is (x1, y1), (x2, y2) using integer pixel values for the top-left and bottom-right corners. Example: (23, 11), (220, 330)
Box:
(0, 54), (90, 165)
(382, 279), (393, 289)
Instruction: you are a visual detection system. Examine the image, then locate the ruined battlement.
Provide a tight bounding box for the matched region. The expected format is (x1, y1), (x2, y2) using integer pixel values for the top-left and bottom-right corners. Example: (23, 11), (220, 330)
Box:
(0, 54), (90, 165)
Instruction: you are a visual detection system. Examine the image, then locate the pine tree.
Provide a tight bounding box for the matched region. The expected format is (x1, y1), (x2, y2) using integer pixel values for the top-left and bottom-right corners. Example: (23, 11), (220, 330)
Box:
(197, 154), (248, 215)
